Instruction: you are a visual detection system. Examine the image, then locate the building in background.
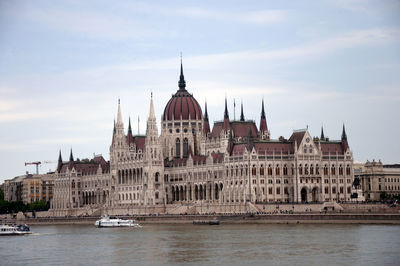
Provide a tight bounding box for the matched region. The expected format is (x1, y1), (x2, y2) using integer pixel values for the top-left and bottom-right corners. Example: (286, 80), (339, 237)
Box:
(3, 175), (25, 202)
(22, 174), (54, 204)
(355, 160), (400, 201)
(3, 173), (54, 204)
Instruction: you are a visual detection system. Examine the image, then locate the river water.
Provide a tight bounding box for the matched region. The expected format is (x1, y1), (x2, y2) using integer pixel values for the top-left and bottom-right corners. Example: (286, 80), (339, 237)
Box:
(1, 224), (399, 265)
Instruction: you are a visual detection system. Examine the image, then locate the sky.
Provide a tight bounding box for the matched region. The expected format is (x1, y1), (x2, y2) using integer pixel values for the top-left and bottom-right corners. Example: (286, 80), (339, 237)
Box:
(0, 0), (399, 182)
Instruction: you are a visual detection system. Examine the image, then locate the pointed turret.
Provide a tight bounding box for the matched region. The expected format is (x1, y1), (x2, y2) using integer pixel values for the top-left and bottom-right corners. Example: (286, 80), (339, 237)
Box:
(223, 97), (230, 132)
(341, 123), (349, 151)
(57, 150), (63, 173)
(341, 124), (347, 141)
(68, 148), (74, 170)
(115, 99), (125, 137)
(259, 99), (269, 139)
(240, 101), (245, 121)
(128, 116), (132, 135)
(113, 119), (116, 135)
(117, 98), (123, 126)
(127, 116), (134, 145)
(69, 148), (74, 162)
(178, 58), (186, 91)
(146, 93), (158, 139)
(146, 93), (160, 161)
(149, 92), (156, 119)
(203, 101), (210, 135)
(320, 126), (325, 140)
(224, 97), (229, 119)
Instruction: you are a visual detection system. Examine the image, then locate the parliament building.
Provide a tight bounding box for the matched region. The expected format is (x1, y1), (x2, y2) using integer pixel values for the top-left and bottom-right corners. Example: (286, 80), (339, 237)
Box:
(52, 63), (355, 215)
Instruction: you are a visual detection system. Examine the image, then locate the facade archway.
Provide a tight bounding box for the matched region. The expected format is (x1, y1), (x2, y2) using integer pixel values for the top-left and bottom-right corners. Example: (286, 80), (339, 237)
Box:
(301, 187), (307, 202)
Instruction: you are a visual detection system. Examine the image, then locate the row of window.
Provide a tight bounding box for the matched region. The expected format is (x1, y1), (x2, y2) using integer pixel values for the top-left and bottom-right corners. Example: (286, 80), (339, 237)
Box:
(228, 164), (352, 177)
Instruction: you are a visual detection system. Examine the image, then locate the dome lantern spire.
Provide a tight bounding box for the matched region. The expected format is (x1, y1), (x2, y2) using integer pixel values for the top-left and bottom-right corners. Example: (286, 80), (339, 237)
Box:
(178, 56), (186, 91)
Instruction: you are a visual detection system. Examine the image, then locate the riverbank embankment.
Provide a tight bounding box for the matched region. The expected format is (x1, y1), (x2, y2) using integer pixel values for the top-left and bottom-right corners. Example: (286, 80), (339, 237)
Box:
(3, 213), (400, 225)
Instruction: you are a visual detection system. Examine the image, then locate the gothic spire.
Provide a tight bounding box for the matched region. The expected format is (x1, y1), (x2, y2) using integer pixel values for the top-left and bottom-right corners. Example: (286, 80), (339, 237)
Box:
(69, 148), (74, 162)
(240, 101), (245, 121)
(342, 123), (347, 141)
(224, 97), (229, 118)
(57, 149), (63, 173)
(117, 98), (123, 126)
(113, 119), (116, 134)
(203, 100), (210, 135)
(259, 99), (268, 134)
(128, 116), (132, 135)
(261, 99), (266, 119)
(320, 126), (325, 140)
(204, 101), (209, 121)
(149, 92), (155, 119)
(178, 57), (186, 91)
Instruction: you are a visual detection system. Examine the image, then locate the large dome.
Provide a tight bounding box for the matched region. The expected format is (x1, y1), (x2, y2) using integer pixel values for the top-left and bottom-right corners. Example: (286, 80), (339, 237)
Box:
(162, 63), (203, 121)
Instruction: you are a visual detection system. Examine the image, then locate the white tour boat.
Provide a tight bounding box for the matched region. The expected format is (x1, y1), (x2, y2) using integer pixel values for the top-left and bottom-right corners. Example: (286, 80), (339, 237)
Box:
(94, 215), (141, 228)
(0, 224), (32, 236)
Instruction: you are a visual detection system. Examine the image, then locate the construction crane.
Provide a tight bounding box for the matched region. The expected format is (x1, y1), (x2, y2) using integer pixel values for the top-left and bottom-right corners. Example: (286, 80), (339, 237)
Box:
(25, 161), (56, 174)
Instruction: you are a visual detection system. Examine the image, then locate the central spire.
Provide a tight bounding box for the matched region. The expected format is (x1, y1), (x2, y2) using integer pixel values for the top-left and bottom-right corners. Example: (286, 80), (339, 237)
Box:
(178, 56), (186, 91)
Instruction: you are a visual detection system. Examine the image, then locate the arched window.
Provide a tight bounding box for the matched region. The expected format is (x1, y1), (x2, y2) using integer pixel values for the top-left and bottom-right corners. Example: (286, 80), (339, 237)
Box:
(339, 165), (343, 175)
(155, 172), (159, 182)
(310, 165), (314, 175)
(183, 138), (188, 157)
(268, 165), (272, 176)
(331, 165), (336, 175)
(252, 165), (256, 176)
(176, 138), (181, 158)
(260, 165), (265, 176)
(305, 164), (309, 175)
(299, 164), (303, 175)
(316, 164), (320, 175)
(283, 165), (288, 176)
(346, 165), (351, 175)
(276, 165), (280, 176)
(324, 165), (328, 175)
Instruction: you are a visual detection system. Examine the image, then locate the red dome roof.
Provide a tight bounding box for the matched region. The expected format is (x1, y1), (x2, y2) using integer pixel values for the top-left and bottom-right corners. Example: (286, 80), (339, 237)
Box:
(163, 89), (203, 121)
(162, 62), (203, 121)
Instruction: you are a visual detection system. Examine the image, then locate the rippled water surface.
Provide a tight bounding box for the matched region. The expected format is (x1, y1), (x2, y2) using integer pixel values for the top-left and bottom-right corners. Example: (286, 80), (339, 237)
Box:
(1, 223), (400, 265)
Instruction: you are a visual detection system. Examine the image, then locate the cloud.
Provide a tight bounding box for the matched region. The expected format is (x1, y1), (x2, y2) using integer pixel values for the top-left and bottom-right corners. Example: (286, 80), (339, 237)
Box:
(64, 27), (400, 77)
(22, 5), (159, 40)
(15, 3), (288, 41)
(172, 6), (288, 25)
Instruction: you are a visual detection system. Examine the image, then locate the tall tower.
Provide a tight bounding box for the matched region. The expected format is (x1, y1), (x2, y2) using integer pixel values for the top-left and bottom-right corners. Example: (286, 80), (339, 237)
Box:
(110, 99), (127, 206)
(144, 94), (164, 205)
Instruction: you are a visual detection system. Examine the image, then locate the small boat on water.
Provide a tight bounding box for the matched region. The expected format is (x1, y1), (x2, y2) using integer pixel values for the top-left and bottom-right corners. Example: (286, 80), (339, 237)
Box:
(0, 224), (32, 236)
(193, 220), (220, 225)
(95, 215), (142, 228)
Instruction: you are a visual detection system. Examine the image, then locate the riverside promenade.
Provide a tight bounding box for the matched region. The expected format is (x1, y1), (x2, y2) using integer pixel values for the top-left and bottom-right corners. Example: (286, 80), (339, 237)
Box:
(2, 202), (400, 225)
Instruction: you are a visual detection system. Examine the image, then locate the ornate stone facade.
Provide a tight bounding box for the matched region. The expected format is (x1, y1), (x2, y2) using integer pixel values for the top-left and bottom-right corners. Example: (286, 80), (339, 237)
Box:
(51, 63), (356, 213)
(355, 160), (400, 201)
